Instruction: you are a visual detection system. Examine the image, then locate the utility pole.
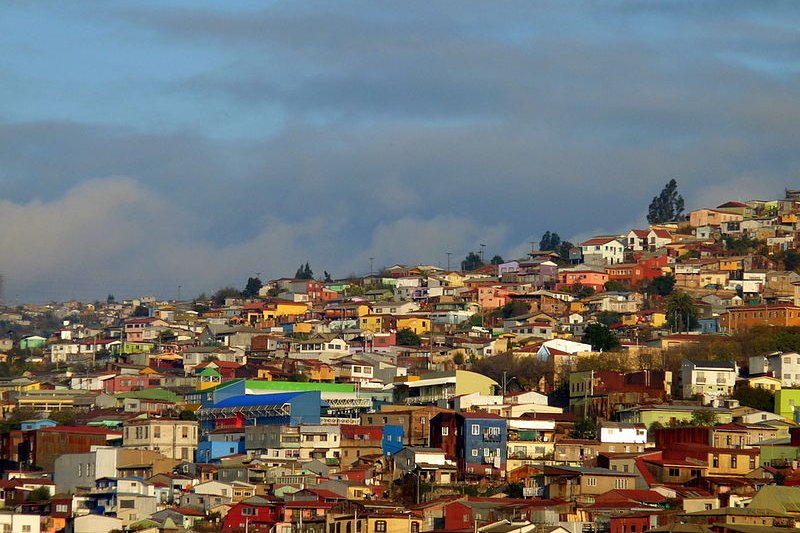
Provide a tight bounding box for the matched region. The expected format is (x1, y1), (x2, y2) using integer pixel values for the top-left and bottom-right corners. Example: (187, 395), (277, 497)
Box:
(446, 252), (452, 271)
(480, 244), (486, 264)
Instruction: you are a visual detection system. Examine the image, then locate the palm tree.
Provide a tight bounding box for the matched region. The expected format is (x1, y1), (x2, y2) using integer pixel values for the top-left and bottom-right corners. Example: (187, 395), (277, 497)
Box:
(667, 291), (697, 332)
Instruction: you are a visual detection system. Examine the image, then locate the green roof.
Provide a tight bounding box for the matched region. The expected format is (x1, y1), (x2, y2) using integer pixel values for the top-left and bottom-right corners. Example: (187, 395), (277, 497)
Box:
(115, 388), (181, 403)
(245, 380), (354, 393)
(748, 485), (800, 514)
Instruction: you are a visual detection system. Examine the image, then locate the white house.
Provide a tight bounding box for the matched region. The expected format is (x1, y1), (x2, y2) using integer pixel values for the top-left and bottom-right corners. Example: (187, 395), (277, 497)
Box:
(0, 512), (41, 533)
(580, 236), (625, 265)
(647, 228), (673, 250)
(749, 352), (800, 388)
(599, 421), (648, 444)
(680, 359), (738, 400)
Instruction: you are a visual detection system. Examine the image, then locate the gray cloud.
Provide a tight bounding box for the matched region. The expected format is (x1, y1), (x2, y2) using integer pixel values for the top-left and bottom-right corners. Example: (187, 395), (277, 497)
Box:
(2, 2), (800, 300)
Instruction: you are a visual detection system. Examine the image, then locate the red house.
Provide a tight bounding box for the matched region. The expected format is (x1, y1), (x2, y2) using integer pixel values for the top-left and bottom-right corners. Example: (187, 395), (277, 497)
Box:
(222, 495), (283, 533)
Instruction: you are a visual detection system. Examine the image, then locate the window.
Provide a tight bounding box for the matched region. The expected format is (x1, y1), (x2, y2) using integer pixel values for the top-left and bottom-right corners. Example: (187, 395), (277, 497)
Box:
(154, 426), (161, 439)
(586, 477), (597, 487)
(442, 427), (449, 436)
(375, 521), (387, 532)
(614, 479), (628, 489)
(120, 499), (135, 509)
(472, 424), (480, 435)
(668, 468), (679, 477)
(472, 449), (478, 457)
(731, 455), (737, 468)
(182, 426), (189, 439)
(411, 522), (420, 533)
(712, 455), (719, 468)
(242, 507), (255, 516)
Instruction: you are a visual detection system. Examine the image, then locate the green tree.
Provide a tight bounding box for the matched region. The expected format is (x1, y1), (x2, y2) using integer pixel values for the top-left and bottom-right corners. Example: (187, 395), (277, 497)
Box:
(132, 305), (150, 317)
(647, 178), (686, 224)
(582, 323), (620, 351)
(571, 417), (598, 439)
(596, 311), (621, 327)
(647, 275), (676, 296)
(396, 328), (422, 346)
(732, 385), (775, 412)
(28, 486), (51, 502)
(242, 276), (263, 298)
(570, 283), (595, 299)
(497, 300), (531, 319)
(667, 291), (698, 332)
(461, 252), (484, 271)
(723, 235), (757, 254)
(691, 409), (718, 427)
(324, 270), (333, 282)
(604, 280), (628, 292)
(558, 241), (575, 262)
(49, 408), (78, 426)
(490, 255), (505, 265)
(295, 262), (314, 280)
(106, 294), (115, 304)
(212, 286), (242, 306)
(179, 409), (198, 421)
(539, 231), (562, 251)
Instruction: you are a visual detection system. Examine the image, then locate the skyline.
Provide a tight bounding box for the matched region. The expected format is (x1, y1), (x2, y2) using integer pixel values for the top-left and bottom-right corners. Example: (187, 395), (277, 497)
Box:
(2, 2), (799, 302)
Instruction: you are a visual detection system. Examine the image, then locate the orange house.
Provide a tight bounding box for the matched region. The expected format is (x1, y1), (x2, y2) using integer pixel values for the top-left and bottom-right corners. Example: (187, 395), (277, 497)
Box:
(557, 268), (608, 292)
(720, 304), (800, 333)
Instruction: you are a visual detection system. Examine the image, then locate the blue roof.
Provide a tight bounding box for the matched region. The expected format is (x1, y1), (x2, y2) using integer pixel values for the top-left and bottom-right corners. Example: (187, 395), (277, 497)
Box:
(213, 391), (310, 408)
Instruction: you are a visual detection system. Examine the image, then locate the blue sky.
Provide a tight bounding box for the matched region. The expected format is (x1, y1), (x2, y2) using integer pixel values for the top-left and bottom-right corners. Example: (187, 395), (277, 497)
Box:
(1, 1), (799, 302)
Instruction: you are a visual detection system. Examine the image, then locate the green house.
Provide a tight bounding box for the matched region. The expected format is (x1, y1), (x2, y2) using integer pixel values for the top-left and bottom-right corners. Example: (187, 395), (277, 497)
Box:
(19, 336), (47, 350)
(774, 389), (800, 421)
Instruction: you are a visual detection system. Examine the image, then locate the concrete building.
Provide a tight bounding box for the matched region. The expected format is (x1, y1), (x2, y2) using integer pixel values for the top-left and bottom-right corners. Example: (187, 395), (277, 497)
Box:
(123, 418), (198, 461)
(680, 359), (738, 400)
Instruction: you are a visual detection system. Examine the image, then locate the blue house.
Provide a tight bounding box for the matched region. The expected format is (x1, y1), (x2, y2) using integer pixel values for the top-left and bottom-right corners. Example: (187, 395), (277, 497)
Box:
(196, 428), (247, 463)
(382, 424), (405, 457)
(458, 412), (507, 477)
(197, 391), (324, 434)
(21, 419), (57, 431)
(429, 411), (507, 478)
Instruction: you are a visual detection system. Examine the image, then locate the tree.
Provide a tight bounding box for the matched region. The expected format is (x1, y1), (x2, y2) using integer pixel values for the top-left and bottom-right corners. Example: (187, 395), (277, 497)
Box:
(667, 291), (698, 332)
(596, 311), (621, 327)
(539, 231), (562, 251)
(691, 409), (718, 427)
(295, 262), (314, 280)
(582, 323), (620, 351)
(242, 277), (263, 298)
(470, 352), (550, 392)
(396, 328), (422, 346)
(497, 300), (530, 319)
(723, 235), (758, 254)
(570, 283), (595, 299)
(106, 294), (115, 304)
(28, 486), (51, 502)
(571, 417), (598, 439)
(732, 385), (774, 412)
(647, 275), (676, 296)
(132, 305), (150, 317)
(647, 179), (686, 224)
(212, 286), (242, 306)
(179, 409), (198, 421)
(324, 270), (333, 282)
(557, 241), (574, 262)
(461, 252), (484, 271)
(604, 280), (628, 292)
(490, 255), (505, 265)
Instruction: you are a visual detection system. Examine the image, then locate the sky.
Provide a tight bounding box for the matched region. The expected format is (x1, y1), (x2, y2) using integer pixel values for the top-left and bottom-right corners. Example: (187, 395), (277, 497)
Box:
(1, 1), (799, 303)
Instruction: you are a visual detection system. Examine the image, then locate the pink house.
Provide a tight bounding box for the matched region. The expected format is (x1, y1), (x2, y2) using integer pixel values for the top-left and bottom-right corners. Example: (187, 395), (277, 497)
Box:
(557, 267), (609, 292)
(103, 372), (163, 393)
(477, 285), (512, 309)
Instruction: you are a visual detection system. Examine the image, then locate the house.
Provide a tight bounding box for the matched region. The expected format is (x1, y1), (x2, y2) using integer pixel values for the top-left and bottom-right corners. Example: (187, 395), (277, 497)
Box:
(391, 447), (457, 484)
(580, 236), (625, 265)
(123, 418), (199, 462)
(429, 411), (508, 478)
(222, 495), (283, 533)
(680, 359), (738, 400)
(749, 352), (800, 388)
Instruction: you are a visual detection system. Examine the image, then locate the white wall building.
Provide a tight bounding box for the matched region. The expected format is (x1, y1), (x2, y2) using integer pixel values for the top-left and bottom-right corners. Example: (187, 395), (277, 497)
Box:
(680, 359), (738, 400)
(749, 352), (800, 388)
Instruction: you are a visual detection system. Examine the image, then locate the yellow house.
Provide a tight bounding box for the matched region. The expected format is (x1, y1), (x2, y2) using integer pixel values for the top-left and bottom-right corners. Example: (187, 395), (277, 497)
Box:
(747, 375), (782, 391)
(570, 302), (586, 313)
(719, 258), (745, 272)
(441, 271), (465, 287)
(396, 316), (430, 335)
(360, 315), (384, 333)
(292, 322), (313, 334)
(263, 299), (310, 321)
